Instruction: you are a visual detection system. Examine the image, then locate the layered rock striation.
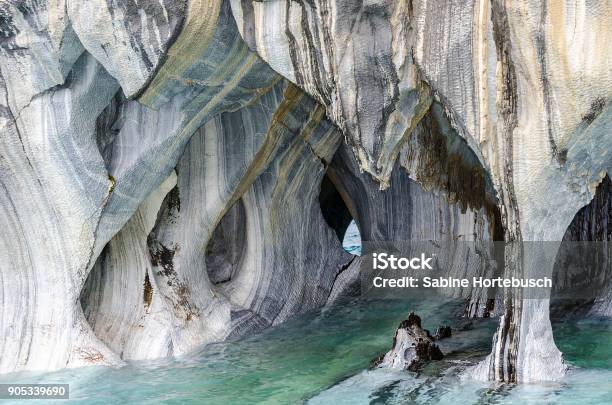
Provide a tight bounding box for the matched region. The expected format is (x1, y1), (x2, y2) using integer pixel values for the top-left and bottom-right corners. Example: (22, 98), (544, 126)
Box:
(0, 0), (610, 384)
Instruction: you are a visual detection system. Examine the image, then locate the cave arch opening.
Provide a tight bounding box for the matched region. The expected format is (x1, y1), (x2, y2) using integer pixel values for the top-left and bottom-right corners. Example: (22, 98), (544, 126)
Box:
(318, 172), (361, 255)
(550, 174), (612, 318)
(548, 174), (612, 369)
(342, 220), (362, 256)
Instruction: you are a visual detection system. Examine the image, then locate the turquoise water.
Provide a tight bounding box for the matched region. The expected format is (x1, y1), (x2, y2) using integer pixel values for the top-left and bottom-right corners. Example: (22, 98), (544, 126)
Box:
(554, 317), (612, 370)
(2, 295), (610, 404)
(342, 220), (361, 255)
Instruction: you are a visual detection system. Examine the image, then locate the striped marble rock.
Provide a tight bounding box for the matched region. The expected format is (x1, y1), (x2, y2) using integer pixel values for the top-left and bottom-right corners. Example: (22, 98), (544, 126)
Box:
(0, 0), (609, 384)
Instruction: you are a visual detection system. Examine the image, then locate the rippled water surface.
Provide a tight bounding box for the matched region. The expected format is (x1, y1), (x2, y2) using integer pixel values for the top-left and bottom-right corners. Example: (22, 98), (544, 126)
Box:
(1, 295), (611, 403)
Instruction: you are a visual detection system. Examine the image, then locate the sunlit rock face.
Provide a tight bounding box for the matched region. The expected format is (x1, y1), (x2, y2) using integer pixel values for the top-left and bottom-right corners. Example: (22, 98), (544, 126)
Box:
(228, 0), (611, 382)
(411, 0), (611, 383)
(89, 0), (279, 262)
(230, 0), (432, 185)
(81, 81), (353, 359)
(81, 174), (178, 361)
(0, 55), (124, 373)
(0, 0), (276, 373)
(0, 0), (610, 384)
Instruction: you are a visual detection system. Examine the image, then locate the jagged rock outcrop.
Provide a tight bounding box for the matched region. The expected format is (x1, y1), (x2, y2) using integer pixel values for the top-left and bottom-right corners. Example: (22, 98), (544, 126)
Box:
(373, 312), (444, 371)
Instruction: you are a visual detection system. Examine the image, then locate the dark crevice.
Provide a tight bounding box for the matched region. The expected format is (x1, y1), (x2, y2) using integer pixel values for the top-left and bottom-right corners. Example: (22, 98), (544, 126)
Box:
(330, 255), (356, 290)
(551, 174), (612, 318)
(403, 100), (504, 242)
(143, 272), (153, 307)
(319, 172), (354, 242)
(582, 97), (607, 125)
(95, 91), (125, 170)
(205, 198), (247, 285)
(562, 175), (611, 242)
(80, 244), (109, 320)
(534, 0), (561, 163)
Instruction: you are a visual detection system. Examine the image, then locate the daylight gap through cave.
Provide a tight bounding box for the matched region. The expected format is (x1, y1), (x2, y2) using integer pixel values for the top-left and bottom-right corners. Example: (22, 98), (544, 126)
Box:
(318, 172), (361, 256)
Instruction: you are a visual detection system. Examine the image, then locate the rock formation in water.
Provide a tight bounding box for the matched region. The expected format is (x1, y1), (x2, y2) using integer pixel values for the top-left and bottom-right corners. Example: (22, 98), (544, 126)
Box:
(373, 312), (444, 371)
(0, 0), (610, 385)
